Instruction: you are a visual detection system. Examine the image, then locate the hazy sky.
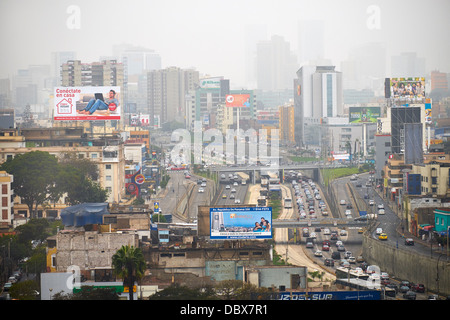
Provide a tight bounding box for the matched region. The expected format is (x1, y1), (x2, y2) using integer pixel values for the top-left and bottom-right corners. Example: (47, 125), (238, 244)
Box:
(1, 0), (449, 87)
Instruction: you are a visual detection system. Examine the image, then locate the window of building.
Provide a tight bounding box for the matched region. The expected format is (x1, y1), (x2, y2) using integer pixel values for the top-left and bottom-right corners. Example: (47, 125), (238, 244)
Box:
(2, 184), (7, 194)
(105, 164), (111, 170)
(106, 175), (112, 181)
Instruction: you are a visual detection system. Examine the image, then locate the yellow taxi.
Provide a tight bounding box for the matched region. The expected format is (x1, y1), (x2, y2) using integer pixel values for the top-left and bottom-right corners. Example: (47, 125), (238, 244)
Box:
(378, 233), (388, 240)
(358, 228), (364, 234)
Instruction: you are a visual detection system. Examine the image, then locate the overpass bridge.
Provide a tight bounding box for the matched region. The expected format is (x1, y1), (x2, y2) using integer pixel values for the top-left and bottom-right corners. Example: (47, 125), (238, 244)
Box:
(212, 164), (335, 184)
(272, 218), (372, 229)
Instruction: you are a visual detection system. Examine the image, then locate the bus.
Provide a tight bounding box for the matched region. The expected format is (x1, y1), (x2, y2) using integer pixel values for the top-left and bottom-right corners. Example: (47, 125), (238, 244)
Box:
(335, 267), (370, 281)
(257, 196), (267, 207)
(284, 198), (293, 209)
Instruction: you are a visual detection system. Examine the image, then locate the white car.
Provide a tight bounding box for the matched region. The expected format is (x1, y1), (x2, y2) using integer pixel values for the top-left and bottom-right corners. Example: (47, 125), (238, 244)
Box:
(345, 209), (352, 216)
(340, 229), (347, 236)
(369, 200), (375, 206)
(378, 209), (385, 215)
(314, 250), (323, 257)
(376, 227), (383, 235)
(336, 240), (343, 247)
(323, 228), (331, 235)
(234, 199), (241, 204)
(377, 204), (384, 209)
(309, 232), (317, 239)
(198, 187), (204, 193)
(340, 199), (346, 205)
(225, 185), (231, 189)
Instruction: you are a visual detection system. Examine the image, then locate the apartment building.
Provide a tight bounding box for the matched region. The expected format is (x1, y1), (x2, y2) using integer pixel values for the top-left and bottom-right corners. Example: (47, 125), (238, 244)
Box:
(147, 67), (199, 125)
(0, 171), (14, 226)
(278, 105), (295, 144)
(61, 60), (124, 87)
(0, 128), (125, 217)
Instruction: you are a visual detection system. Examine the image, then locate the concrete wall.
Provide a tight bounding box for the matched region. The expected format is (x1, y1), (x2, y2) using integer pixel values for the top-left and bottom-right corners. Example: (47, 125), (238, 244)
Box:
(362, 234), (450, 296)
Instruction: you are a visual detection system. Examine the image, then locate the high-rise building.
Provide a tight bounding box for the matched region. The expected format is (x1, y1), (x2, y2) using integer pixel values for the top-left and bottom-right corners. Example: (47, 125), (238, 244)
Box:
(312, 66), (343, 119)
(256, 35), (298, 91)
(297, 20), (325, 66)
(51, 51), (76, 84)
(279, 105), (295, 144)
(147, 67), (199, 125)
(391, 52), (426, 77)
(293, 65), (343, 147)
(431, 70), (448, 92)
(245, 24), (268, 88)
(61, 60), (124, 87)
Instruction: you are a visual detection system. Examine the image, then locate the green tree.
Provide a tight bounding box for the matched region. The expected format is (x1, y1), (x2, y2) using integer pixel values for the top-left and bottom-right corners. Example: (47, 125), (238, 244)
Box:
(112, 245), (146, 300)
(0, 151), (61, 218)
(9, 280), (40, 300)
(149, 283), (217, 300)
(52, 287), (119, 300)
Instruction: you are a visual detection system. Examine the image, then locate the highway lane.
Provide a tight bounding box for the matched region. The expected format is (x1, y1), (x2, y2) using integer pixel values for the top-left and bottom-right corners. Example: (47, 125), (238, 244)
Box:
(351, 173), (445, 259)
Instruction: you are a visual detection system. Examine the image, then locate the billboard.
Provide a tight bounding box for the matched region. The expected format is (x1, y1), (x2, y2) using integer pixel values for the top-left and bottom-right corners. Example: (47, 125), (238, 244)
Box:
(210, 207), (272, 240)
(54, 86), (121, 120)
(389, 77), (425, 100)
(349, 106), (381, 123)
(225, 94), (250, 108)
(199, 77), (223, 89)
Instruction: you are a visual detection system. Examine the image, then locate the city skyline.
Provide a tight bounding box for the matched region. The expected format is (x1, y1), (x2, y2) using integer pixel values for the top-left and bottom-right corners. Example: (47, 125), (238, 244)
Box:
(1, 0), (449, 88)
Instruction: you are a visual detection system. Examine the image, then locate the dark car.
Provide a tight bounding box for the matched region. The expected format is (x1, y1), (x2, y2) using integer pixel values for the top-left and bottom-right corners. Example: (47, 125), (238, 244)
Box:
(324, 258), (334, 267)
(400, 280), (411, 288)
(331, 251), (341, 260)
(399, 285), (410, 293)
(386, 283), (398, 292)
(403, 291), (416, 300)
(405, 238), (414, 246)
(412, 283), (425, 293)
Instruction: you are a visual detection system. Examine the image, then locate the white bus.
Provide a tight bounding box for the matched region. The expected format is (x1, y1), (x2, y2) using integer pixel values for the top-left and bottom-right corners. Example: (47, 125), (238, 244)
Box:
(284, 198), (293, 209)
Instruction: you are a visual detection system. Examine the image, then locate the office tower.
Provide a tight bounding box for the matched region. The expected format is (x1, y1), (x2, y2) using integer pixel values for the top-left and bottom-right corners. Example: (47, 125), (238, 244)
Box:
(0, 78), (11, 108)
(341, 42), (386, 93)
(297, 20), (325, 66)
(256, 35), (298, 91)
(391, 52), (426, 77)
(244, 24), (268, 88)
(147, 67), (199, 125)
(294, 65), (343, 147)
(312, 66), (343, 119)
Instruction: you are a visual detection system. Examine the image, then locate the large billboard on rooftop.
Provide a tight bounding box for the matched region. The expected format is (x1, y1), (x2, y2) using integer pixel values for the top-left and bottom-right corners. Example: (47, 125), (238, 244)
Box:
(54, 86), (121, 121)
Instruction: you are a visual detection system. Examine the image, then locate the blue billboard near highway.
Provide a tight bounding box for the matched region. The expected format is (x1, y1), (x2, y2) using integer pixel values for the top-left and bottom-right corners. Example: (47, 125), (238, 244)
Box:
(210, 207), (272, 240)
(278, 290), (381, 300)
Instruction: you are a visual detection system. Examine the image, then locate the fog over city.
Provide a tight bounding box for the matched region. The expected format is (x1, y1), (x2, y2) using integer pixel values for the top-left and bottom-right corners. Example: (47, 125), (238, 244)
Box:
(1, 0), (449, 87)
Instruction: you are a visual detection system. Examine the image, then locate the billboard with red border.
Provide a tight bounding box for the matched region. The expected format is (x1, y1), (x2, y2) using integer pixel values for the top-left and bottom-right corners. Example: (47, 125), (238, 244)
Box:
(54, 86), (121, 120)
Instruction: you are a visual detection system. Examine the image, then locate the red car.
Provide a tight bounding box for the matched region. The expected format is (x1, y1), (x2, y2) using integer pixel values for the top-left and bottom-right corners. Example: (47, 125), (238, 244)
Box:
(412, 284), (425, 293)
(322, 244), (330, 251)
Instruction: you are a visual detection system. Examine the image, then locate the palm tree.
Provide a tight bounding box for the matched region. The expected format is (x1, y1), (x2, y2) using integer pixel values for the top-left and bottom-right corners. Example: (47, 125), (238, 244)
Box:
(112, 245), (146, 300)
